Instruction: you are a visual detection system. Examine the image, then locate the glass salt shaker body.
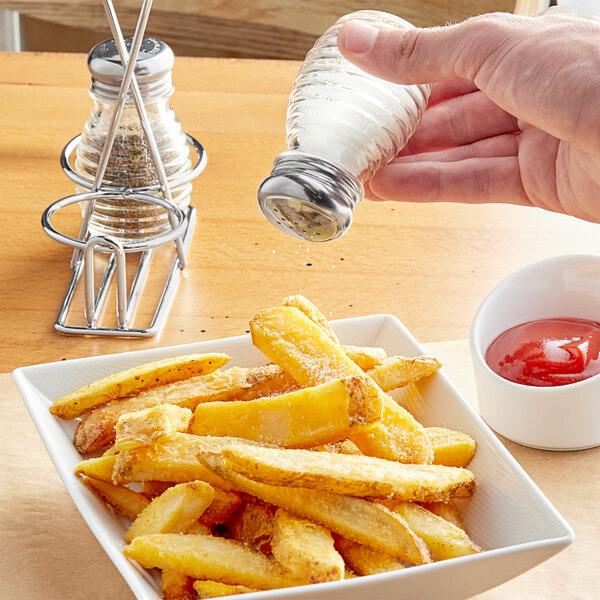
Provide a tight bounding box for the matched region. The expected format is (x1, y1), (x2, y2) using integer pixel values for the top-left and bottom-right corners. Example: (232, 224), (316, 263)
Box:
(75, 37), (192, 242)
(258, 10), (431, 242)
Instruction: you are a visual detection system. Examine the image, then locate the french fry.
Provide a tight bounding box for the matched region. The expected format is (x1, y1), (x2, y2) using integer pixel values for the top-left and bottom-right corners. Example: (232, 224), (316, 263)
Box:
(368, 356), (441, 391)
(114, 405), (192, 451)
(124, 534), (304, 589)
(141, 481), (175, 499)
(199, 454), (431, 565)
(190, 376), (382, 446)
(226, 495), (277, 554)
(193, 580), (257, 598)
(221, 444), (475, 502)
(74, 454), (117, 483)
(388, 502), (482, 561)
(350, 395), (434, 464)
(310, 440), (362, 455)
(50, 353), (230, 420)
(425, 427), (477, 468)
(280, 296), (388, 370)
(333, 535), (405, 576)
(161, 569), (196, 600)
(112, 434), (256, 488)
(199, 487), (242, 526)
(83, 476), (150, 521)
(271, 509), (344, 583)
(250, 306), (432, 464)
(125, 481), (214, 542)
(281, 294), (339, 343)
(187, 521), (213, 536)
(73, 364), (297, 454)
(420, 500), (464, 530)
(344, 345), (388, 370)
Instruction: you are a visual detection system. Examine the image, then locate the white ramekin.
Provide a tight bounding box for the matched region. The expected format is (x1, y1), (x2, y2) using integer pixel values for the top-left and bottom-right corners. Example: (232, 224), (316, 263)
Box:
(470, 254), (600, 450)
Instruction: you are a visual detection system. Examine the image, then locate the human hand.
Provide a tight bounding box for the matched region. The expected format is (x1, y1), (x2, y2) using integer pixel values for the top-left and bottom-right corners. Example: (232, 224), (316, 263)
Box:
(337, 7), (600, 224)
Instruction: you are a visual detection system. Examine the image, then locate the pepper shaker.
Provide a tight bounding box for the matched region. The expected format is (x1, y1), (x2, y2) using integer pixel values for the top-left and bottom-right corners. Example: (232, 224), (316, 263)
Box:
(75, 37), (193, 242)
(258, 10), (430, 242)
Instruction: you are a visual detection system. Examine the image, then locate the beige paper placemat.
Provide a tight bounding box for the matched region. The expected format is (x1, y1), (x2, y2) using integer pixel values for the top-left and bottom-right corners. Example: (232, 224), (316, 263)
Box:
(2, 340), (598, 599)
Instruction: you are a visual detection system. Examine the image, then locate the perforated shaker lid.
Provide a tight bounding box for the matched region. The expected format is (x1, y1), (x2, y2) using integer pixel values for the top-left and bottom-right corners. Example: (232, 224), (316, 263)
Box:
(88, 37), (174, 101)
(257, 152), (364, 242)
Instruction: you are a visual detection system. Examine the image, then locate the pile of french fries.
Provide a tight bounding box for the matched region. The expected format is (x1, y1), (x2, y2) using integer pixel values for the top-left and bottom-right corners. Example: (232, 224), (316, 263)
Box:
(50, 295), (480, 599)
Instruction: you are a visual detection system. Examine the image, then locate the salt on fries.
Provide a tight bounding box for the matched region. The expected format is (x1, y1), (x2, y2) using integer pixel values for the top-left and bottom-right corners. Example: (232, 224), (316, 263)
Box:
(50, 295), (480, 598)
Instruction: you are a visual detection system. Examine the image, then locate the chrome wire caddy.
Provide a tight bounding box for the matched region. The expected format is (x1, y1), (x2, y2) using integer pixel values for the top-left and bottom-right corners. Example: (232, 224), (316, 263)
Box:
(41, 0), (206, 337)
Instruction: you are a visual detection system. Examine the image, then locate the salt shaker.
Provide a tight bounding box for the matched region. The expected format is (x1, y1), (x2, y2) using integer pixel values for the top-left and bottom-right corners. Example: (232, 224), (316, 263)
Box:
(258, 10), (430, 242)
(75, 37), (192, 242)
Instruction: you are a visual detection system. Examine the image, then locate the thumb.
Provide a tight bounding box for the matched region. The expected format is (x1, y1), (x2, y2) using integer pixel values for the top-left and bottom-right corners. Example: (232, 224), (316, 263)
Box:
(336, 15), (522, 86)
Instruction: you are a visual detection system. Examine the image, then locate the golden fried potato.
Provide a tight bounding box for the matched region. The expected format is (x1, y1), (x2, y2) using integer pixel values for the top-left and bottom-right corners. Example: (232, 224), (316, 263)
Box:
(73, 365), (298, 454)
(368, 356), (441, 391)
(190, 376), (381, 447)
(83, 476), (150, 521)
(309, 440), (362, 455)
(74, 454), (117, 483)
(420, 500), (464, 530)
(126, 481), (214, 542)
(140, 481), (175, 499)
(350, 394), (434, 464)
(271, 509), (344, 583)
(426, 427), (477, 468)
(193, 580), (257, 598)
(112, 434), (256, 488)
(199, 487), (242, 526)
(344, 345), (388, 370)
(389, 502), (482, 560)
(124, 534), (304, 589)
(114, 404), (192, 451)
(333, 535), (404, 576)
(280, 296), (387, 369)
(226, 495), (277, 554)
(186, 522), (213, 536)
(281, 294), (339, 343)
(222, 444), (475, 502)
(250, 306), (432, 464)
(161, 569), (196, 600)
(50, 353), (230, 420)
(199, 454), (431, 566)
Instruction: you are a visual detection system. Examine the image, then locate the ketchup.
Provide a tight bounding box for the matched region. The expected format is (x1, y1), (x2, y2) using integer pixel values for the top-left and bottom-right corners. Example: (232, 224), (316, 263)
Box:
(485, 317), (600, 386)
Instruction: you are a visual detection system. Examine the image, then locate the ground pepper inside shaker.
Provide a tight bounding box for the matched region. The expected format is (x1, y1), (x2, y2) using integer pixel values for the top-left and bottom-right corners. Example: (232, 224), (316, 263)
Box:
(75, 36), (193, 242)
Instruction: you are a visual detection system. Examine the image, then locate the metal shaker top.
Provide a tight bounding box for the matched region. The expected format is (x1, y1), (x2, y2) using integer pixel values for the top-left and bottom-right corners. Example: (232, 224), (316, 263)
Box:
(257, 152), (364, 242)
(88, 37), (174, 101)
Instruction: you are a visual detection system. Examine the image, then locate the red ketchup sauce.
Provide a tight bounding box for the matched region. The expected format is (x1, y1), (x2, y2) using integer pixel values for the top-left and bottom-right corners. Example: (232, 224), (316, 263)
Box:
(485, 317), (600, 386)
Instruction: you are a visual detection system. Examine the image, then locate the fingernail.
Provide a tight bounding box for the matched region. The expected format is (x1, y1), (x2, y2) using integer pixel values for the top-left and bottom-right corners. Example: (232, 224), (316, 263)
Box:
(338, 21), (379, 54)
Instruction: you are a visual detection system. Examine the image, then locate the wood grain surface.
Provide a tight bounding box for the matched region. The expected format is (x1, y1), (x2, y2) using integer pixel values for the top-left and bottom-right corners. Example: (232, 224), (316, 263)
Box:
(0, 51), (598, 372)
(1, 0), (517, 58)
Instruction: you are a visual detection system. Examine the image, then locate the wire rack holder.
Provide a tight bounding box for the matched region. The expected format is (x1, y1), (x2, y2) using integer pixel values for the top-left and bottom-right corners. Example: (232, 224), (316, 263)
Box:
(41, 0), (206, 337)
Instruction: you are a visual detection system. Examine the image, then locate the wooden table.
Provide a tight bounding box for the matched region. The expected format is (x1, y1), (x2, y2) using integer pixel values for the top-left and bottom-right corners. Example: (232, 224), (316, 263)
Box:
(1, 52), (599, 372)
(1, 52), (599, 600)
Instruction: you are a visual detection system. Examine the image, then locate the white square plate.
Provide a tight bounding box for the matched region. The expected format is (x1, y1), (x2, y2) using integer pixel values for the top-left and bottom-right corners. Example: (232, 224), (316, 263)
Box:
(12, 315), (573, 600)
